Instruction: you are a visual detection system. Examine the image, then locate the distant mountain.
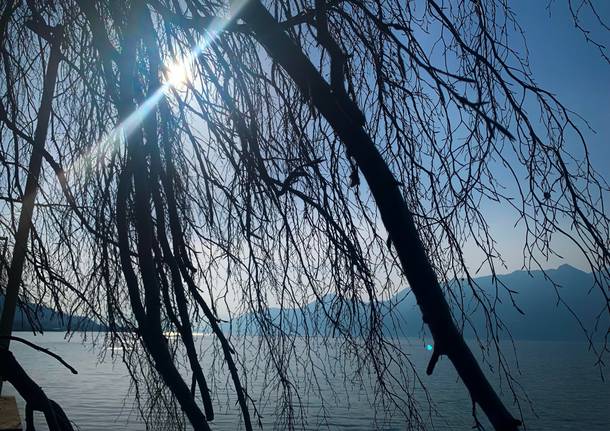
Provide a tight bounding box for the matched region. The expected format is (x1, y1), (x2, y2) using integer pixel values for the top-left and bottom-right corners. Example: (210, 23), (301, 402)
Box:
(0, 294), (103, 332)
(388, 264), (608, 341)
(227, 265), (608, 342)
(4, 265), (604, 339)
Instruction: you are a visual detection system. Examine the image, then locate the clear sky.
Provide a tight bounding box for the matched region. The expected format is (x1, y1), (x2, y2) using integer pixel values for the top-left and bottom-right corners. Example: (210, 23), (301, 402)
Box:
(514, 1), (609, 166)
(462, 1), (610, 274)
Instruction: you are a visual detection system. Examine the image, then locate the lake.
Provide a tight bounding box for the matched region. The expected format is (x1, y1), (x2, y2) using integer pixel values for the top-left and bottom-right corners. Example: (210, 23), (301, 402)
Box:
(3, 332), (609, 430)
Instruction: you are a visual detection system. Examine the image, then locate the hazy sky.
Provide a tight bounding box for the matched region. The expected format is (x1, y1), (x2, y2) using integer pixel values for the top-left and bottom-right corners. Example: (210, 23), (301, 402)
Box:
(461, 1), (610, 274)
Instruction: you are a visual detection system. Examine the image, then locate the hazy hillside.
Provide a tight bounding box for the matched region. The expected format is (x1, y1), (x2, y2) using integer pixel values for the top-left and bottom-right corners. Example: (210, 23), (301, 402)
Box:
(4, 265), (605, 339)
(0, 295), (103, 332)
(228, 265), (607, 342)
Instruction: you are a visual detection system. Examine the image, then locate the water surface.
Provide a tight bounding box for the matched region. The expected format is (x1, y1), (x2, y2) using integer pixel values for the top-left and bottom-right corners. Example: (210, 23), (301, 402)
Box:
(4, 333), (608, 430)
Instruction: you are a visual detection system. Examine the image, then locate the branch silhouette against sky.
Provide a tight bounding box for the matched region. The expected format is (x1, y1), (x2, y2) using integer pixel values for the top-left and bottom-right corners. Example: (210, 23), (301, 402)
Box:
(0, 1), (608, 430)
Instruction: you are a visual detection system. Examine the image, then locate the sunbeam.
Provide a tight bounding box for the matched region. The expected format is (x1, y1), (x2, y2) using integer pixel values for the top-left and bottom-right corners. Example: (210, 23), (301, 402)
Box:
(64, 1), (249, 179)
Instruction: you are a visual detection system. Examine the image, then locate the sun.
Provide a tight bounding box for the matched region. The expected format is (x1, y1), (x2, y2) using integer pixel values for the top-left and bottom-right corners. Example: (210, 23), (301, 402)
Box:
(165, 59), (192, 90)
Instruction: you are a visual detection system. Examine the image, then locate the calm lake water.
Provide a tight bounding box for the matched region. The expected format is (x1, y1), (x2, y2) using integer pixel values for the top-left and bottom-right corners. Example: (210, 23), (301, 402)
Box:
(4, 332), (609, 430)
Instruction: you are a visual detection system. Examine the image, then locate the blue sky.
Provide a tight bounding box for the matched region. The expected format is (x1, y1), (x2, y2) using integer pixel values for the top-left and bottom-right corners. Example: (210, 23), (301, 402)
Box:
(514, 1), (609, 167)
(462, 1), (610, 274)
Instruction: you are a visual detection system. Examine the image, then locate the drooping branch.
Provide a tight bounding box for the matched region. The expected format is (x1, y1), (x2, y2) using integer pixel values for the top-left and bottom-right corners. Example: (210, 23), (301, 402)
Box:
(0, 335), (78, 374)
(238, 1), (521, 429)
(111, 5), (213, 429)
(0, 347), (74, 431)
(0, 21), (63, 350)
(2, 1), (608, 430)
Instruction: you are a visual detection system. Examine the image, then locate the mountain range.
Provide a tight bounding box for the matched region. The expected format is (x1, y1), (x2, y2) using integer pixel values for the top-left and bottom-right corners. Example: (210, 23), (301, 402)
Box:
(226, 264), (607, 342)
(2, 264), (606, 340)
(0, 294), (103, 332)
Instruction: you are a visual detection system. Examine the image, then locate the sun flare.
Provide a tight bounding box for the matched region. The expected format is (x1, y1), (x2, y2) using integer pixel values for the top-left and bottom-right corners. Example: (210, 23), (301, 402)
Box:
(165, 59), (192, 90)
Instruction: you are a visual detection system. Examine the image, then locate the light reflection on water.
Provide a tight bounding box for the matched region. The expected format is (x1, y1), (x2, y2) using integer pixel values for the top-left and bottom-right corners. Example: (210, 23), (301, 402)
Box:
(4, 332), (609, 430)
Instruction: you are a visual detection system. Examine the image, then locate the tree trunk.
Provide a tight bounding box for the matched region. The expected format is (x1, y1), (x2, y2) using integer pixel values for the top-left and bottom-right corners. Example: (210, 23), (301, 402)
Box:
(238, 2), (521, 429)
(111, 6), (213, 430)
(0, 27), (62, 356)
